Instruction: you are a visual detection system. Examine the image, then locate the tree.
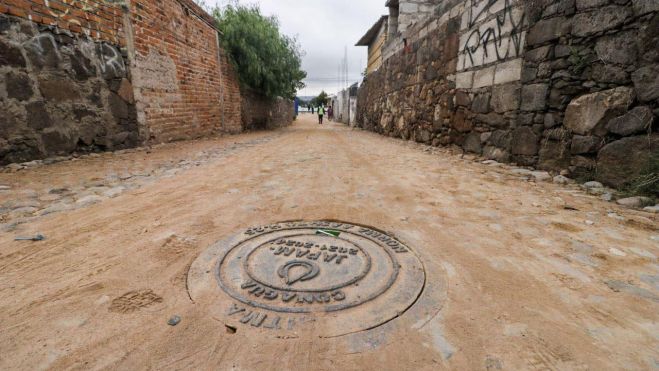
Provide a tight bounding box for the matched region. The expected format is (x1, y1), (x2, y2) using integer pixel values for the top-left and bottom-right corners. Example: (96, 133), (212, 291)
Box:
(311, 91), (329, 107)
(212, 4), (306, 100)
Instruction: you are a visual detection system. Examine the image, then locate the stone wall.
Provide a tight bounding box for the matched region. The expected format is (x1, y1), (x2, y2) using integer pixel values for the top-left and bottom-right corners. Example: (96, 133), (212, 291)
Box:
(521, 0), (658, 188)
(241, 90), (295, 131)
(357, 0), (658, 188)
(0, 13), (138, 165)
(0, 0), (246, 165)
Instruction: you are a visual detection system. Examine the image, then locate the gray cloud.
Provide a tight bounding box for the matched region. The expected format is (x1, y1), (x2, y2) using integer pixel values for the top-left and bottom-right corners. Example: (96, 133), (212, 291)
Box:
(209, 0), (387, 96)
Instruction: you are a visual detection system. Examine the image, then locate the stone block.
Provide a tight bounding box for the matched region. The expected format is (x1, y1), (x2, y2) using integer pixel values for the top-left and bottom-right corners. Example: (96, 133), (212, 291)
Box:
(98, 44), (127, 80)
(452, 109), (473, 133)
(607, 106), (654, 136)
(473, 66), (495, 88)
(564, 87), (635, 135)
(41, 129), (76, 155)
(455, 90), (471, 107)
(491, 83), (520, 113)
(475, 113), (508, 129)
(511, 126), (540, 155)
(571, 135), (602, 154)
(494, 58), (522, 85)
(70, 49), (96, 81)
(525, 46), (551, 63)
(26, 101), (53, 130)
(632, 65), (659, 102)
(544, 113), (559, 129)
(590, 64), (629, 85)
(24, 34), (61, 70)
(595, 31), (638, 66)
(571, 155), (597, 172)
(108, 92), (129, 120)
(521, 66), (537, 82)
(400, 3), (419, 14)
(520, 83), (548, 111)
(633, 0), (659, 15)
(38, 77), (80, 102)
(576, 0), (609, 10)
(0, 39), (26, 67)
(415, 128), (432, 143)
(6, 72), (34, 101)
(639, 13), (659, 63)
(526, 17), (568, 46)
(471, 93), (490, 113)
(0, 104), (24, 137)
(538, 140), (571, 171)
(116, 78), (135, 104)
(572, 6), (632, 37)
(455, 71), (474, 89)
(463, 132), (483, 154)
(597, 134), (659, 188)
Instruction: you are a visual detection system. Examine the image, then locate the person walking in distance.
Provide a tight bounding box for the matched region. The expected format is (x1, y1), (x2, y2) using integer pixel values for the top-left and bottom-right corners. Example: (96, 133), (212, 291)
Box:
(318, 105), (325, 125)
(328, 105), (334, 121)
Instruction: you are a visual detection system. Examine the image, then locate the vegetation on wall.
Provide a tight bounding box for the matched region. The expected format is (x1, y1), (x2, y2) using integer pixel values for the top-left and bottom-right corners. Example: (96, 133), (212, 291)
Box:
(622, 152), (659, 198)
(211, 3), (307, 100)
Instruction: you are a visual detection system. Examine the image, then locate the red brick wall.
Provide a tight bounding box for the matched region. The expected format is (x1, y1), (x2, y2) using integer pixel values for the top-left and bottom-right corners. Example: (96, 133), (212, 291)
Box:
(129, 0), (242, 142)
(0, 0), (125, 45)
(219, 52), (242, 134)
(241, 89), (295, 131)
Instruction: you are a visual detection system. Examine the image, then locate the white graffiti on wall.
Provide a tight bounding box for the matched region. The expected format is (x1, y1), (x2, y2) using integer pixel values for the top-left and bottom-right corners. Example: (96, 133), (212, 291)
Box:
(458, 0), (526, 71)
(22, 31), (126, 78)
(23, 33), (60, 57)
(98, 43), (126, 77)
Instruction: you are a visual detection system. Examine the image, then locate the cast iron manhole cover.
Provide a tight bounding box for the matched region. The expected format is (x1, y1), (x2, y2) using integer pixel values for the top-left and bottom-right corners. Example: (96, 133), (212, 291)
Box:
(188, 221), (427, 337)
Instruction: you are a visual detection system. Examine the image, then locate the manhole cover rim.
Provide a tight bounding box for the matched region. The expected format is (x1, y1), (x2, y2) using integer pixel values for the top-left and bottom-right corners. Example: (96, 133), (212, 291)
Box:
(187, 220), (437, 337)
(214, 228), (404, 313)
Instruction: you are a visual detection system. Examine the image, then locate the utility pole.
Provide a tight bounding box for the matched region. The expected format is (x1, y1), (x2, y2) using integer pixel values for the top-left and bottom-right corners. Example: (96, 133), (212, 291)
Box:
(337, 64), (341, 95)
(344, 46), (349, 91)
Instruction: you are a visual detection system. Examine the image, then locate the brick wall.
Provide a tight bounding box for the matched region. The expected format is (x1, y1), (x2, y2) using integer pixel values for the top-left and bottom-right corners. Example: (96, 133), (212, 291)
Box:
(129, 0), (241, 142)
(219, 51), (242, 134)
(357, 0), (658, 188)
(241, 89), (294, 131)
(1, 0), (126, 45)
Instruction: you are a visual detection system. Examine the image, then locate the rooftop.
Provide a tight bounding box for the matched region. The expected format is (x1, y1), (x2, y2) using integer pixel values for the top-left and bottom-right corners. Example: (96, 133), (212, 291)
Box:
(356, 15), (388, 46)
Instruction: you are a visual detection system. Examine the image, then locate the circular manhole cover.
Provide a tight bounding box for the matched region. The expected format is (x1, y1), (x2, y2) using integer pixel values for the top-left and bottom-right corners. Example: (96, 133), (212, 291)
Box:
(188, 221), (427, 337)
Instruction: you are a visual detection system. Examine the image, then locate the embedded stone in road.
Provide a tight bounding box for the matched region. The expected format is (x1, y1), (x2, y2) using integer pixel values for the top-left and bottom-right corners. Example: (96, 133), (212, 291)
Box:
(187, 221), (427, 337)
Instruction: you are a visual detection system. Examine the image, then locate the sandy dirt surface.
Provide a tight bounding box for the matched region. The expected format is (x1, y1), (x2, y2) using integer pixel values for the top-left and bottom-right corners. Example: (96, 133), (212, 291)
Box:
(1, 114), (658, 370)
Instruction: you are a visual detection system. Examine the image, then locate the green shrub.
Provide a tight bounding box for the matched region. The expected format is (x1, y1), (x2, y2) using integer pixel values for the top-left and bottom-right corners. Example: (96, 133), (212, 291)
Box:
(212, 4), (306, 99)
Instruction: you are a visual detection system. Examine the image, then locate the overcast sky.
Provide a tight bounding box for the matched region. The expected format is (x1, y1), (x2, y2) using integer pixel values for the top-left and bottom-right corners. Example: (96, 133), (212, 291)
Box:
(209, 0), (387, 97)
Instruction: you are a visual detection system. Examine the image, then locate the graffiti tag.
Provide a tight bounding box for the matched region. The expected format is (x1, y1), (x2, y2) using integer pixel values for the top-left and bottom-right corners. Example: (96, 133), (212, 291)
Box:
(460, 0), (526, 70)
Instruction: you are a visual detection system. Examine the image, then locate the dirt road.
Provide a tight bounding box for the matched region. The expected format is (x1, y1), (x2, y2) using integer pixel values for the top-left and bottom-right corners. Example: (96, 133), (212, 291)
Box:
(1, 114), (658, 370)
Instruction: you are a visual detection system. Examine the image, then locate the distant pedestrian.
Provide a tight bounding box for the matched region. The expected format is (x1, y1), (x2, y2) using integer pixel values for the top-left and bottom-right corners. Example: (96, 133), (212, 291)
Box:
(328, 106), (334, 121)
(318, 105), (325, 125)
(311, 106), (314, 114)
